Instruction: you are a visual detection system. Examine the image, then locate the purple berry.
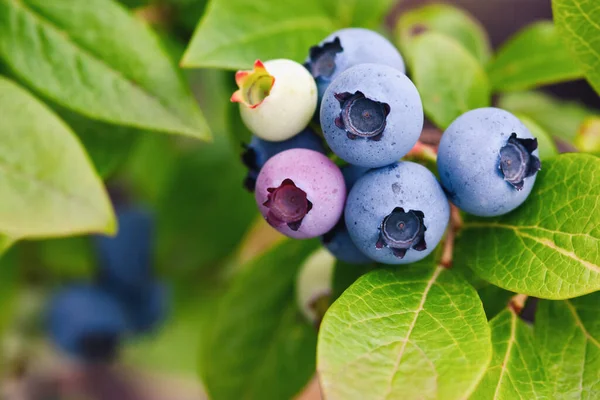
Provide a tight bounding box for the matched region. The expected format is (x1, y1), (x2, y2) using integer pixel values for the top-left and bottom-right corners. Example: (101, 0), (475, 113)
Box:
(241, 128), (326, 192)
(255, 149), (346, 239)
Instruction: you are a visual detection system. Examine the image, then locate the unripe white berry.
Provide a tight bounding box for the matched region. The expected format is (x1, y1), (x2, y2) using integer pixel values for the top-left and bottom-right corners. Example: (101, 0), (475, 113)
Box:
(295, 248), (335, 326)
(232, 59), (318, 142)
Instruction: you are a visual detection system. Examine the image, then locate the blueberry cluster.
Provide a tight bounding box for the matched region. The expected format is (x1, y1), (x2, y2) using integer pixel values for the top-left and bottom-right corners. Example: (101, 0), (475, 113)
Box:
(47, 208), (167, 363)
(235, 28), (541, 265)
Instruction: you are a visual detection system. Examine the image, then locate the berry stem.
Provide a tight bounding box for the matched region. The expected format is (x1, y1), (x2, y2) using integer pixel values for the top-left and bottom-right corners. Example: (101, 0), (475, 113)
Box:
(406, 141), (438, 163)
(439, 227), (454, 269)
(509, 293), (529, 314)
(440, 205), (461, 269)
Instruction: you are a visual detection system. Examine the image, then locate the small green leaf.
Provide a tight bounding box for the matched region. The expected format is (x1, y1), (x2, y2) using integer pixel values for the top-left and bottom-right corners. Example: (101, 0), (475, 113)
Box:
(0, 77), (115, 238)
(498, 91), (598, 142)
(410, 32), (491, 129)
(553, 0), (600, 94)
(395, 3), (491, 63)
(487, 22), (582, 91)
(200, 239), (319, 400)
(181, 0), (397, 69)
(471, 309), (549, 399)
(181, 0), (335, 69)
(457, 154), (600, 299)
(0, 0), (209, 139)
(575, 117), (600, 153)
(318, 257), (492, 400)
(323, 0), (396, 29)
(516, 114), (558, 159)
(535, 292), (600, 399)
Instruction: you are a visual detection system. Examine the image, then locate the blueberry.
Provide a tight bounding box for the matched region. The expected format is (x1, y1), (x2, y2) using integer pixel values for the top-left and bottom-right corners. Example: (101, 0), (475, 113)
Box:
(117, 282), (168, 335)
(94, 208), (154, 292)
(305, 28), (406, 105)
(321, 165), (372, 264)
(255, 148), (346, 239)
(437, 107), (541, 217)
(241, 128), (326, 192)
(232, 59), (317, 141)
(320, 63), (423, 168)
(341, 164), (371, 190)
(47, 285), (128, 363)
(345, 162), (450, 264)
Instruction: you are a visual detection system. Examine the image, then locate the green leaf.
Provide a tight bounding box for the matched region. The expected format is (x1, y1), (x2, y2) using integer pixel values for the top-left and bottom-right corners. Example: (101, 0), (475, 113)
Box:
(516, 114), (558, 159)
(575, 117), (600, 153)
(318, 258), (492, 400)
(410, 32), (491, 129)
(181, 0), (335, 69)
(0, 77), (115, 238)
(552, 0), (600, 94)
(487, 22), (582, 91)
(535, 292), (600, 399)
(471, 309), (549, 399)
(498, 91), (598, 142)
(323, 0), (395, 29)
(200, 239), (319, 400)
(457, 154), (600, 299)
(394, 3), (491, 63)
(0, 0), (209, 140)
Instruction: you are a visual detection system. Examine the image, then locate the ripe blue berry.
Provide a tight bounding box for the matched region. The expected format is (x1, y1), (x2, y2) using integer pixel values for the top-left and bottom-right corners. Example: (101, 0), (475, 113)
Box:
(345, 162), (450, 264)
(47, 285), (128, 362)
(232, 59), (317, 141)
(322, 165), (372, 264)
(242, 128), (326, 191)
(437, 107), (541, 217)
(118, 282), (168, 335)
(255, 148), (346, 239)
(305, 28), (406, 105)
(320, 63), (423, 168)
(94, 208), (154, 292)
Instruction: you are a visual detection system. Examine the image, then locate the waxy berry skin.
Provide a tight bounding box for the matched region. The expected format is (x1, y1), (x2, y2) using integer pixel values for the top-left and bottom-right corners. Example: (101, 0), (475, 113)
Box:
(320, 63), (423, 168)
(305, 28), (406, 104)
(94, 208), (154, 292)
(321, 165), (373, 264)
(437, 107), (541, 217)
(47, 285), (128, 362)
(255, 149), (346, 239)
(232, 59), (317, 142)
(345, 162), (450, 264)
(242, 128), (326, 192)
